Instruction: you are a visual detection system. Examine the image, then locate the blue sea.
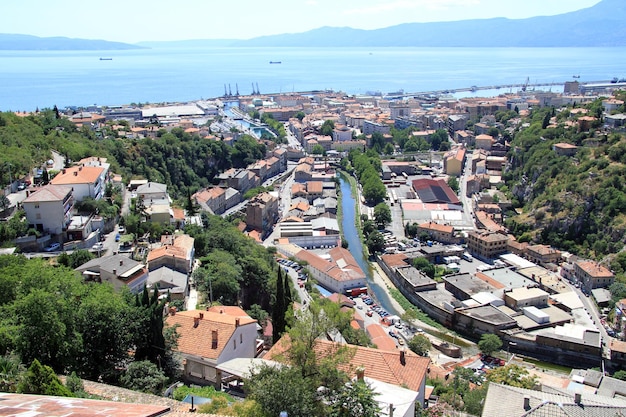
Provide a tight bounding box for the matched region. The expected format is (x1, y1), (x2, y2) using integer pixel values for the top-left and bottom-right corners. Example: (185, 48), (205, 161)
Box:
(1, 46), (626, 111)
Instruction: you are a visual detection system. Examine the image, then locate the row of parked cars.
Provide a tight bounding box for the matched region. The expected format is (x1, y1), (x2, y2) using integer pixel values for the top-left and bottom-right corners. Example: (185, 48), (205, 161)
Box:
(359, 294), (390, 318)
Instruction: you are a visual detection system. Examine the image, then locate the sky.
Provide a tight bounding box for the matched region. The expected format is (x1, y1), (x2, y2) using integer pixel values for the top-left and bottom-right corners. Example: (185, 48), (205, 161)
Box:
(2, 0), (602, 44)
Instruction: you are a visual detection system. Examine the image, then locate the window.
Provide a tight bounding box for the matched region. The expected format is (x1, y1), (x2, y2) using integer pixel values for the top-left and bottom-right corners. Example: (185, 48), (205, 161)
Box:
(34, 204), (40, 209)
(233, 340), (236, 349)
(36, 213), (41, 220)
(240, 334), (243, 344)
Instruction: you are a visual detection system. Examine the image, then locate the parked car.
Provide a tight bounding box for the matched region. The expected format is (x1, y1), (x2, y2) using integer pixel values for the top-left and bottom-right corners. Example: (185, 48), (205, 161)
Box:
(115, 233), (121, 242)
(366, 311), (373, 317)
(44, 242), (61, 252)
(92, 242), (104, 251)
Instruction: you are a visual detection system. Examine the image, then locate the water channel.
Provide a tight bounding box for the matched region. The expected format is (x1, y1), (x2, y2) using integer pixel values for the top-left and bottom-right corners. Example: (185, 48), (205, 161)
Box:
(338, 173), (400, 316)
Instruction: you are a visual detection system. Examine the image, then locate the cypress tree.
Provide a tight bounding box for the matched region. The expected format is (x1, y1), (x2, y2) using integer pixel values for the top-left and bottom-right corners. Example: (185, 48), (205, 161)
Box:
(284, 271), (292, 307)
(272, 268), (286, 343)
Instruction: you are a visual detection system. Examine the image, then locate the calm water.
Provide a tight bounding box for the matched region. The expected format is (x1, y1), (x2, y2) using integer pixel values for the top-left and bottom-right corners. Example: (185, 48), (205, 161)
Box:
(1, 46), (626, 111)
(339, 173), (399, 316)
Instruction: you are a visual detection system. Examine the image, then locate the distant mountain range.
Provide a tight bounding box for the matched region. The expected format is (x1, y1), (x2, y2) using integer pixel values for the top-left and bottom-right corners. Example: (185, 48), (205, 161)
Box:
(2, 0), (625, 50)
(0, 34), (143, 50)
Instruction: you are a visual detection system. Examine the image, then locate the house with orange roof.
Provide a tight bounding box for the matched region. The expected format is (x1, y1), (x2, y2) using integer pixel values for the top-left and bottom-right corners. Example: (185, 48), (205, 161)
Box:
(50, 165), (107, 202)
(293, 246), (366, 294)
(574, 260), (614, 292)
(22, 184), (74, 236)
(193, 187), (226, 214)
(417, 221), (457, 244)
(443, 146), (466, 176)
(266, 337), (431, 407)
(366, 323), (399, 352)
(164, 307), (258, 386)
(147, 234), (195, 274)
(475, 134), (494, 150)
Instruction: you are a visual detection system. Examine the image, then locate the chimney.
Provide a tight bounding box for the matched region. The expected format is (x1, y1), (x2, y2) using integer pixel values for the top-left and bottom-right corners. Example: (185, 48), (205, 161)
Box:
(193, 317), (199, 328)
(62, 169), (66, 174)
(523, 396), (531, 410)
(199, 312), (204, 319)
(235, 318), (240, 327)
(120, 259), (123, 266)
(574, 393), (581, 405)
(220, 309), (224, 314)
(73, 171), (78, 176)
(399, 349), (406, 366)
(355, 367), (365, 381)
(169, 306), (177, 316)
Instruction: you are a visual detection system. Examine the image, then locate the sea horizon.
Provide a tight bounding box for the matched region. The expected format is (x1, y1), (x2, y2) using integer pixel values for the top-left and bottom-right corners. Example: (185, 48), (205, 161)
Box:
(1, 46), (625, 111)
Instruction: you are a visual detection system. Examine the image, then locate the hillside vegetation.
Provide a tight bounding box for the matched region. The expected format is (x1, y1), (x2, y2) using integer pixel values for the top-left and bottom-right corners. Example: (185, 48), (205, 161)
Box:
(504, 93), (626, 265)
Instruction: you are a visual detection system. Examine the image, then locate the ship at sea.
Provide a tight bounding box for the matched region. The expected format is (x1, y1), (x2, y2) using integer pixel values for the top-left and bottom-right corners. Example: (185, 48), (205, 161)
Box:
(99, 58), (113, 61)
(269, 61), (281, 64)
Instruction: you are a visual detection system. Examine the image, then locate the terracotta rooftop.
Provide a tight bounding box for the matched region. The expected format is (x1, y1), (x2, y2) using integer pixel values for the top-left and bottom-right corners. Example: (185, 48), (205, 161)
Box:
(23, 184), (72, 203)
(0, 393), (170, 417)
(266, 337), (430, 392)
(419, 221), (454, 234)
(51, 165), (105, 185)
(165, 308), (256, 360)
(577, 260), (613, 278)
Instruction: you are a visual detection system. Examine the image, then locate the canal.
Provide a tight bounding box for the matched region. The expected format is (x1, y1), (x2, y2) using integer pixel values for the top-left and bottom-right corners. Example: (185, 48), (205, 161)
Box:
(338, 173), (400, 316)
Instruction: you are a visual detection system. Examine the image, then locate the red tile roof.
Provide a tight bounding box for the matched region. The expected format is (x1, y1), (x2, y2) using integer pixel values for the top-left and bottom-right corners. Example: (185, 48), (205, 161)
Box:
(165, 309), (256, 360)
(266, 337), (430, 392)
(51, 165), (104, 185)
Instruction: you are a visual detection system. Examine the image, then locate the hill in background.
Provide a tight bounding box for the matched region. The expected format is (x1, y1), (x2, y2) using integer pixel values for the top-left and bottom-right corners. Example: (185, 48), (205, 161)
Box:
(0, 34), (144, 50)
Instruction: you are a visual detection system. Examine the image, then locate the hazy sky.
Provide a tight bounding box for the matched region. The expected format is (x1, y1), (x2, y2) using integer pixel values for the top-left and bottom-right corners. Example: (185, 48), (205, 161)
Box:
(2, 0), (601, 43)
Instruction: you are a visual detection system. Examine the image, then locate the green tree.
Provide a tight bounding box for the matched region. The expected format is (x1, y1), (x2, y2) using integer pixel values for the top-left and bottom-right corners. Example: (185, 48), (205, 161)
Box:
(408, 334), (431, 356)
(0, 354), (24, 393)
(311, 144), (325, 155)
(120, 360), (168, 395)
(613, 370), (626, 381)
(321, 120), (335, 136)
(412, 257), (435, 279)
(328, 378), (381, 417)
(447, 176), (460, 193)
(133, 287), (167, 368)
(247, 365), (321, 417)
(373, 202), (392, 229)
(486, 364), (538, 389)
(17, 359), (72, 397)
(272, 268), (286, 343)
(478, 334), (502, 356)
(366, 231), (385, 254)
(65, 371), (86, 397)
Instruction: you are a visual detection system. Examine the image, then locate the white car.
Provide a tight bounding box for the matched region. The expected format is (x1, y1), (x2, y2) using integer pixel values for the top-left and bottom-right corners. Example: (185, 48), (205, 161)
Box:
(92, 242), (104, 251)
(44, 242), (61, 252)
(118, 226), (126, 234)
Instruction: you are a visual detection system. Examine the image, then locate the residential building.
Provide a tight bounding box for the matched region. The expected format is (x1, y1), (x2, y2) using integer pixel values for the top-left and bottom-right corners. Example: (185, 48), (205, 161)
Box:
(50, 165), (107, 202)
(75, 254), (149, 294)
(246, 192), (279, 238)
(164, 307), (258, 386)
(22, 184), (74, 235)
(416, 222), (456, 244)
(147, 234), (195, 274)
(443, 146), (466, 176)
(526, 244), (561, 267)
(574, 260), (614, 291)
(467, 231), (509, 260)
(193, 187), (226, 214)
(267, 337), (431, 408)
(504, 287), (549, 310)
(481, 382), (626, 417)
(147, 266), (188, 300)
(136, 182), (168, 201)
(294, 246), (367, 294)
(475, 134), (494, 151)
(553, 142), (578, 157)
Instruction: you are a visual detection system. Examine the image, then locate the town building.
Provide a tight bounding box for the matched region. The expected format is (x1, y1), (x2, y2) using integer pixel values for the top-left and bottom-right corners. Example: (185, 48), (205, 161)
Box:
(75, 254), (148, 294)
(466, 231), (509, 260)
(293, 246), (367, 294)
(164, 307), (258, 387)
(22, 184), (74, 235)
(147, 234), (195, 274)
(574, 260), (614, 291)
(50, 165), (107, 202)
(246, 192), (279, 238)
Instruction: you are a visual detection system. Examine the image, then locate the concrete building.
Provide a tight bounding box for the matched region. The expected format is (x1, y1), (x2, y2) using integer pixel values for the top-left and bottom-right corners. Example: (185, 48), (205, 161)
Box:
(525, 244), (561, 267)
(504, 287), (549, 310)
(294, 246), (367, 294)
(574, 260), (614, 291)
(443, 146), (466, 176)
(165, 307), (258, 387)
(147, 234), (195, 274)
(246, 192), (279, 238)
(416, 222), (457, 244)
(22, 184), (74, 236)
(76, 254), (148, 294)
(50, 165), (107, 202)
(467, 231), (509, 260)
